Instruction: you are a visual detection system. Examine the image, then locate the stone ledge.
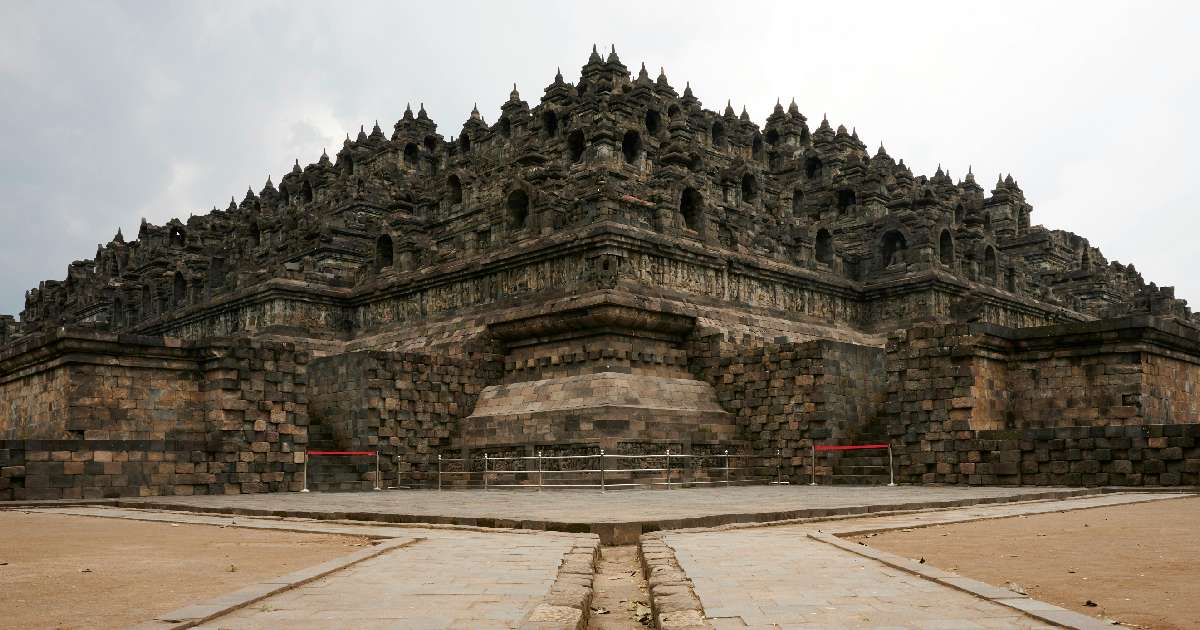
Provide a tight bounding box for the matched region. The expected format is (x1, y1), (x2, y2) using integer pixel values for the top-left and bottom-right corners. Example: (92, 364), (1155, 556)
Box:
(638, 533), (712, 630)
(110, 487), (1108, 546)
(808, 527), (1120, 630)
(127, 536), (420, 629)
(519, 536), (601, 630)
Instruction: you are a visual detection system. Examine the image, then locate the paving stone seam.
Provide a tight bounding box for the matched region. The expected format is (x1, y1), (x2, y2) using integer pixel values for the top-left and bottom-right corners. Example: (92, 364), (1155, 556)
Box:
(638, 533), (713, 630)
(519, 535), (601, 630)
(127, 536), (423, 630)
(808, 532), (1114, 630)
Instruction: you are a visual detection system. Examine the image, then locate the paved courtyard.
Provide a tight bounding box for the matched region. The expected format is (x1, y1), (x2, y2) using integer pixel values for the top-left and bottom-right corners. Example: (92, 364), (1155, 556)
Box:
(6, 489), (1191, 629)
(120, 485), (1093, 527)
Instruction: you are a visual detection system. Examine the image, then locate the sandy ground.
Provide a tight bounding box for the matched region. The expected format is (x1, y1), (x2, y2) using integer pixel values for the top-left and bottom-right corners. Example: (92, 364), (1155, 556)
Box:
(852, 496), (1200, 630)
(0, 511), (368, 629)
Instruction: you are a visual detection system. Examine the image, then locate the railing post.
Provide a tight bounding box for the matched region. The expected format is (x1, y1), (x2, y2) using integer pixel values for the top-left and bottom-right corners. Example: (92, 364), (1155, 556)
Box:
(810, 443), (817, 486)
(437, 454), (442, 492)
(374, 451), (382, 491)
(483, 453), (489, 491)
(724, 449), (730, 487)
(300, 451), (309, 493)
(537, 451), (543, 492)
(665, 449), (671, 489)
(599, 449), (606, 493)
(777, 448), (782, 484)
(887, 445), (896, 487)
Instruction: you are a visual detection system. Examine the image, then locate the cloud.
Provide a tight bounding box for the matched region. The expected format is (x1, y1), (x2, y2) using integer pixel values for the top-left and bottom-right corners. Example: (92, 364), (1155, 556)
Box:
(1, 0), (1198, 315)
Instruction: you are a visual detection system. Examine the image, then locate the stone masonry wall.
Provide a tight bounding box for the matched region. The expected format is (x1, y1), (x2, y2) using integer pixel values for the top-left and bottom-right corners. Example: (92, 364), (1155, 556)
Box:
(688, 334), (887, 479)
(885, 319), (1200, 486)
(0, 367), (73, 439)
(308, 349), (500, 487)
(1142, 354), (1200, 424)
(0, 332), (310, 500)
(891, 424), (1200, 487)
(200, 339), (310, 494)
(0, 339), (204, 441)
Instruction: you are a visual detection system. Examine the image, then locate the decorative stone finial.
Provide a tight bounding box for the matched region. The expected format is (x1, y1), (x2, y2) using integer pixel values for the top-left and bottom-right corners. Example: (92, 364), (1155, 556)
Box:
(607, 44), (620, 64)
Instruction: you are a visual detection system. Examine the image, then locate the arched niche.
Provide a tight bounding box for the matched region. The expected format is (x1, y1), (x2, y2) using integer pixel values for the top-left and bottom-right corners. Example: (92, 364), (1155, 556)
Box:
(447, 175), (463, 205)
(881, 231), (907, 268)
(172, 272), (187, 307)
(645, 109), (661, 135)
(816, 228), (834, 265)
(622, 130), (641, 164)
(939, 229), (955, 266)
(507, 189), (530, 230)
(983, 246), (998, 281)
(741, 173), (758, 203)
(680, 187), (703, 231)
(568, 129), (585, 163)
(375, 235), (394, 271)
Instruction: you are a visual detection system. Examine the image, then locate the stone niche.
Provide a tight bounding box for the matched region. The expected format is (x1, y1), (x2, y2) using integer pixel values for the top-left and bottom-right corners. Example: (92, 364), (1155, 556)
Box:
(461, 302), (737, 453)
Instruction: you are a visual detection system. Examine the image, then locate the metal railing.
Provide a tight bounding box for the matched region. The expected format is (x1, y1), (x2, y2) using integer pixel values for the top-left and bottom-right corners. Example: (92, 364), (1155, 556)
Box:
(430, 449), (792, 491)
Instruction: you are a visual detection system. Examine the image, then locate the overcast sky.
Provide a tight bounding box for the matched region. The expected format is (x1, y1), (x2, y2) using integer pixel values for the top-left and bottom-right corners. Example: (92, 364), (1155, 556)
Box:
(1, 1), (1198, 317)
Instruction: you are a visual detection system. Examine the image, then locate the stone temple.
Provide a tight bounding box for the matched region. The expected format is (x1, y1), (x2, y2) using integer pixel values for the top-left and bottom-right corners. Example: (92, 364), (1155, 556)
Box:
(2, 46), (1199, 499)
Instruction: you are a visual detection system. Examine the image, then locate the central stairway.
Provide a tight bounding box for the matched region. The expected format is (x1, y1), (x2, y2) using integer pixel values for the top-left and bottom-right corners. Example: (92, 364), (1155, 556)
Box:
(304, 420), (376, 492)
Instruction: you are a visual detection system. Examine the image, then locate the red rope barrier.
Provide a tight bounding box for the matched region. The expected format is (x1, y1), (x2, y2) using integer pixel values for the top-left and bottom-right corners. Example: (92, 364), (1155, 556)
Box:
(814, 444), (889, 451)
(306, 451), (377, 456)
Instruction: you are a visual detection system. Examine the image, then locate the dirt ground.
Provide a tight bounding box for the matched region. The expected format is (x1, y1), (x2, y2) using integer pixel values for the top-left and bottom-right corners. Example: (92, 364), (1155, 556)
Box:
(0, 511), (369, 629)
(588, 545), (652, 629)
(851, 496), (1200, 630)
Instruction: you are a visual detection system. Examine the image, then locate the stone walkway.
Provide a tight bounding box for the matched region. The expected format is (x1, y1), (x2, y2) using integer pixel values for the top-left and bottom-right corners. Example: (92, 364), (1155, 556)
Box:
(27, 507), (593, 630)
(120, 485), (1092, 525)
(194, 531), (574, 630)
(671, 529), (1054, 629)
(661, 493), (1181, 629)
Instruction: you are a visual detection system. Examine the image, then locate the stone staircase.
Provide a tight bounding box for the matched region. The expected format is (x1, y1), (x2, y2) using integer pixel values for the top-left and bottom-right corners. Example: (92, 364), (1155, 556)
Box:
(819, 421), (896, 485)
(304, 421), (376, 492)
(826, 449), (895, 485)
